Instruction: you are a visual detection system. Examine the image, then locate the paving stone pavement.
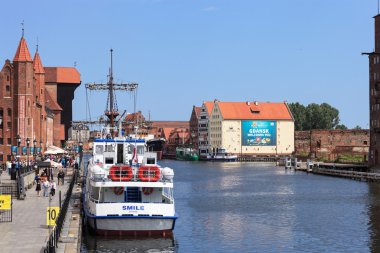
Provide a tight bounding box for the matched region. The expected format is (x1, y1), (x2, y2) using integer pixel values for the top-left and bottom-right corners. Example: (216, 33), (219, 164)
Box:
(0, 167), (73, 253)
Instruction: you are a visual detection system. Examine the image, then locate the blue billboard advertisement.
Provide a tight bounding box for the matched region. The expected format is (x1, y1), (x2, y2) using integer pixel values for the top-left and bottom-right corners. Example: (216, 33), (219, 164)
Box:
(22, 146), (27, 155)
(11, 146), (18, 156)
(241, 120), (276, 146)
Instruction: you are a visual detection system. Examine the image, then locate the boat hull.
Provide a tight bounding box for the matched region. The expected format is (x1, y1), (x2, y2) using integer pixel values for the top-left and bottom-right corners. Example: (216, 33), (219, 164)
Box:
(86, 215), (176, 237)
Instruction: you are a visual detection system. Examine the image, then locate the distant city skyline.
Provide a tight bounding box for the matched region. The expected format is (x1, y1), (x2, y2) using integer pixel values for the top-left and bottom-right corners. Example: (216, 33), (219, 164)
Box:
(0, 0), (377, 128)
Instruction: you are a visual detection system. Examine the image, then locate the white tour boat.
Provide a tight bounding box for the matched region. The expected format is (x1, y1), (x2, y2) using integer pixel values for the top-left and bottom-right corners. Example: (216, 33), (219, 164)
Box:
(82, 49), (176, 236)
(207, 148), (238, 162)
(83, 135), (176, 236)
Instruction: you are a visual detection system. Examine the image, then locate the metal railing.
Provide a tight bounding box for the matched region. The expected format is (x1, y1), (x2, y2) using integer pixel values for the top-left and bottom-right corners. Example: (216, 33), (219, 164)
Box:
(43, 170), (77, 253)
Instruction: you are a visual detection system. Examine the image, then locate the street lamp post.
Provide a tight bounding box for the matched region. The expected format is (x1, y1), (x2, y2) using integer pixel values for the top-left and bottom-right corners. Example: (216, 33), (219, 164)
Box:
(16, 135), (21, 178)
(26, 138), (30, 170)
(79, 141), (83, 162)
(33, 139), (37, 161)
(40, 140), (43, 158)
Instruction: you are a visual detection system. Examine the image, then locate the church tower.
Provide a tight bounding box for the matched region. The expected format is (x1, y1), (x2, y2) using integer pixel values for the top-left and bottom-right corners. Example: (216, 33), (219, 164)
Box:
(12, 36), (34, 146)
(33, 48), (46, 149)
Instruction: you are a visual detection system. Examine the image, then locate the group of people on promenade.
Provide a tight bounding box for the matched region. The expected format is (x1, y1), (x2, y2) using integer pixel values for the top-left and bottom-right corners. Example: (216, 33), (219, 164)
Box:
(34, 167), (65, 198)
(4, 154), (77, 174)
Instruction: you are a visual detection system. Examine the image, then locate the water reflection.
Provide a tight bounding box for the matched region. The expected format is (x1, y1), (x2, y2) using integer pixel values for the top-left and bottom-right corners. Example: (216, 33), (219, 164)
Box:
(82, 234), (178, 253)
(82, 160), (380, 252)
(368, 183), (380, 252)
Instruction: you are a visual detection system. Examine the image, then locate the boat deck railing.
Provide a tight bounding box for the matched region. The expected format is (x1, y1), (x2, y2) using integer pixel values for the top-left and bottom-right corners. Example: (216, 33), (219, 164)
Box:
(90, 172), (172, 183)
(87, 195), (174, 204)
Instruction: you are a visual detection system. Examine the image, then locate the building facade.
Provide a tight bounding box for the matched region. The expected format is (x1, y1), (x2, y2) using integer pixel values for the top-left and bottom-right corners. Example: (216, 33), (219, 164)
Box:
(0, 35), (80, 161)
(68, 123), (90, 143)
(189, 106), (200, 151)
(198, 102), (213, 157)
(208, 100), (294, 156)
(295, 130), (369, 162)
(365, 14), (380, 167)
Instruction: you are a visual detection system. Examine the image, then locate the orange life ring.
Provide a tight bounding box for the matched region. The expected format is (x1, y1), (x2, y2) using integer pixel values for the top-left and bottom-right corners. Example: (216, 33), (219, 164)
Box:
(138, 166), (160, 182)
(142, 187), (154, 195)
(113, 187), (124, 195)
(109, 166), (133, 181)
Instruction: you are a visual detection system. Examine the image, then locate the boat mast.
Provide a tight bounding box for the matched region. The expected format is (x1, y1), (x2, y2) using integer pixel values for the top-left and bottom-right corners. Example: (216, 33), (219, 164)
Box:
(85, 49), (139, 137)
(109, 49), (115, 127)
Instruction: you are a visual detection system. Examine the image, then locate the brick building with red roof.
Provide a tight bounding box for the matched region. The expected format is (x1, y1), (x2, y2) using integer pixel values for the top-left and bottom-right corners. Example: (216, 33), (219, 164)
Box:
(0, 35), (81, 162)
(189, 106), (201, 151)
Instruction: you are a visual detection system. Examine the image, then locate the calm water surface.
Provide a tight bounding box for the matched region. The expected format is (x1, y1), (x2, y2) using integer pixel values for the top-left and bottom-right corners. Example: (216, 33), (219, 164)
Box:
(82, 160), (380, 253)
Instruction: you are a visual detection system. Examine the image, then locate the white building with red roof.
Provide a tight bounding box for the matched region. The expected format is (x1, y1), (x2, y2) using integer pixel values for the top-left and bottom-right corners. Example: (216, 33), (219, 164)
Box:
(208, 100), (294, 156)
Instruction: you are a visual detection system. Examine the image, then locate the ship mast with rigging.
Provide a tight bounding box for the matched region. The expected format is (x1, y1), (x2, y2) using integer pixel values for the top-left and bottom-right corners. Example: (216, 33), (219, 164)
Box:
(84, 49), (138, 137)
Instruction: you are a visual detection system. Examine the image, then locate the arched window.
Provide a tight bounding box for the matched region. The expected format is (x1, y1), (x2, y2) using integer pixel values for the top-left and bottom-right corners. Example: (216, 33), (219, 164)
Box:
(0, 108), (3, 128)
(4, 67), (11, 97)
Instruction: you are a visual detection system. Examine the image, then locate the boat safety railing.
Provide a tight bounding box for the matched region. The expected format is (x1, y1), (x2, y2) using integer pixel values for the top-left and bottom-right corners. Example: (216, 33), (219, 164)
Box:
(162, 187), (174, 201)
(89, 171), (172, 183)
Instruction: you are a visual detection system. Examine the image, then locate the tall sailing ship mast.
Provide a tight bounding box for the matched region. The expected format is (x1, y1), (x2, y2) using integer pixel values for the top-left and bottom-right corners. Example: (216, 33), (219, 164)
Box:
(76, 49), (138, 137)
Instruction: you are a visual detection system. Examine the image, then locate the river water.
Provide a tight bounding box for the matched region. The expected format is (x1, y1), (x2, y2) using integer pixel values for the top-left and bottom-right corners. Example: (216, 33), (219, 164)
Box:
(81, 160), (380, 253)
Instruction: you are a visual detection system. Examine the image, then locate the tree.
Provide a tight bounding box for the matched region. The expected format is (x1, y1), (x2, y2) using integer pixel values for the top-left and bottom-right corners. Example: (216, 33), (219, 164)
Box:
(320, 103), (340, 129)
(335, 124), (348, 130)
(288, 102), (342, 130)
(353, 125), (362, 130)
(288, 102), (306, 131)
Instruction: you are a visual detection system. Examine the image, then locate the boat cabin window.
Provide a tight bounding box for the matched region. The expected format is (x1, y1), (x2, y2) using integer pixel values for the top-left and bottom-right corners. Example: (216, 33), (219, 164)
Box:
(105, 157), (114, 164)
(95, 145), (103, 155)
(127, 144), (134, 154)
(146, 158), (155, 164)
(137, 146), (144, 155)
(105, 144), (115, 152)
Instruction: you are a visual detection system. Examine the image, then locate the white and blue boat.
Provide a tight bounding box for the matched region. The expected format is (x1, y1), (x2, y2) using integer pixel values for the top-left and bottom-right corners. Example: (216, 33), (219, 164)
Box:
(82, 50), (176, 236)
(83, 133), (177, 236)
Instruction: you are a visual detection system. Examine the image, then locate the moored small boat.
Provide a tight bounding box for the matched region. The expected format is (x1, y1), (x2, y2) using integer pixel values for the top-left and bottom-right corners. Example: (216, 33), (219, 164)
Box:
(175, 147), (199, 161)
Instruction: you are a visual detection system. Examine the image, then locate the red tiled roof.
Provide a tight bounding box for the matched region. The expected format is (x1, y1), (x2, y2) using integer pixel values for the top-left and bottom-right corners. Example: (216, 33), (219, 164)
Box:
(162, 128), (175, 139)
(124, 111), (145, 122)
(33, 51), (45, 74)
(204, 101), (214, 115)
(44, 67), (81, 84)
(194, 106), (201, 117)
(151, 121), (189, 128)
(13, 37), (32, 62)
(45, 89), (62, 111)
(217, 101), (293, 120)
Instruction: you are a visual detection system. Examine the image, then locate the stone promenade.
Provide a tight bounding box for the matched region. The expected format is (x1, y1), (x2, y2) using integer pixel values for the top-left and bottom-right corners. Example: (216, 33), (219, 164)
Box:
(0, 167), (73, 253)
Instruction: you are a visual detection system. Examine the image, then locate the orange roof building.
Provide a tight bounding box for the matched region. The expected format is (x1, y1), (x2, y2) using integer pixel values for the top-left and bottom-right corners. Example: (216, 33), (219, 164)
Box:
(207, 100), (294, 156)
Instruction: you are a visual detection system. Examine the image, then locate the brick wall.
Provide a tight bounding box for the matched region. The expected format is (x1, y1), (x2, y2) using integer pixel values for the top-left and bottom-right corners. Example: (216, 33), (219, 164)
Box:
(295, 130), (369, 162)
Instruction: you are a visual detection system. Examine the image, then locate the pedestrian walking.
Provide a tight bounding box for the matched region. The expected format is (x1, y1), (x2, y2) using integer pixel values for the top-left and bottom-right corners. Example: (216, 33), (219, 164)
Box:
(57, 169), (65, 185)
(35, 175), (41, 197)
(6, 161), (11, 175)
(50, 180), (56, 199)
(42, 179), (50, 197)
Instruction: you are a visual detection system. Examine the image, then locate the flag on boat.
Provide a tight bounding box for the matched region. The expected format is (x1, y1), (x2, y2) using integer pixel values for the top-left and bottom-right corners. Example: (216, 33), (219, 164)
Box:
(132, 146), (137, 163)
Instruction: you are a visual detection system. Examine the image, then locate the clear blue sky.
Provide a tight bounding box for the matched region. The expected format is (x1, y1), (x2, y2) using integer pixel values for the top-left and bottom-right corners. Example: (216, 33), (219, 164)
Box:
(0, 0), (376, 128)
